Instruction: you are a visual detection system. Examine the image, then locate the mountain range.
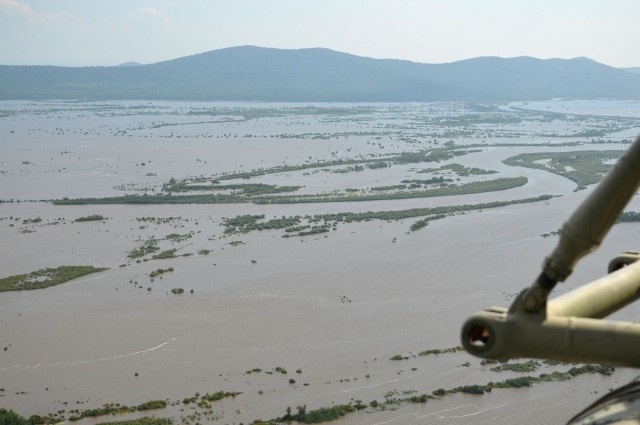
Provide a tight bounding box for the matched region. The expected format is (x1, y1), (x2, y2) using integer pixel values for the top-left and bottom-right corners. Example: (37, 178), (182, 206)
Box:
(1, 46), (640, 101)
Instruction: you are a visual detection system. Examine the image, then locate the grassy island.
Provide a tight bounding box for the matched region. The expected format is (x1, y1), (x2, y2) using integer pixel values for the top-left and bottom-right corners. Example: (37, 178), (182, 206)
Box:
(52, 177), (529, 205)
(503, 150), (623, 190)
(0, 266), (108, 292)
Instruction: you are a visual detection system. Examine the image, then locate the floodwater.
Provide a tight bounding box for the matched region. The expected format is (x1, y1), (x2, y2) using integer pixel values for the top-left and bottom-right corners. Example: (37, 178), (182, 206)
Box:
(1, 100), (640, 424)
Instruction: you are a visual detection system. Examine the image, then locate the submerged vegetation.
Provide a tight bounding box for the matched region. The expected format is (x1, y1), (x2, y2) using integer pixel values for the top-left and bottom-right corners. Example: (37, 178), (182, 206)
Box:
(127, 238), (160, 259)
(219, 195), (553, 236)
(8, 357), (616, 425)
(251, 363), (615, 425)
(0, 266), (107, 292)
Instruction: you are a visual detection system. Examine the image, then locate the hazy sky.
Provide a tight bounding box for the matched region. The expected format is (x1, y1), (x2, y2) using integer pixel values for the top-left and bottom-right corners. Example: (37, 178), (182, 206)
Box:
(1, 0), (639, 67)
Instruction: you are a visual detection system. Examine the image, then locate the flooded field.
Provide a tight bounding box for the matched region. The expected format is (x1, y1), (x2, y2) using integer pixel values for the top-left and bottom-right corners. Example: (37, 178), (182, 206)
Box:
(1, 100), (640, 424)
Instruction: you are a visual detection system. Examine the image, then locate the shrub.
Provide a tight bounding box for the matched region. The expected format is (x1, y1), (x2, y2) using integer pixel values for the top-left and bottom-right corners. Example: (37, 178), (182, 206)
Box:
(459, 385), (485, 394)
(136, 400), (167, 411)
(0, 409), (31, 425)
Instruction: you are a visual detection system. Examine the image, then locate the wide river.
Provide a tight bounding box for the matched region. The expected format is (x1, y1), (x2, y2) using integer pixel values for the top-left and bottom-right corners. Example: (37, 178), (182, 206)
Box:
(1, 100), (640, 424)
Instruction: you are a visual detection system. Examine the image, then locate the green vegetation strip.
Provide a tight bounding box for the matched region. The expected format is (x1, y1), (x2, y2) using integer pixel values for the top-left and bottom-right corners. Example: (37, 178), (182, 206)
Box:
(391, 346), (464, 360)
(72, 400), (167, 421)
(254, 177), (529, 204)
(278, 404), (355, 424)
(419, 346), (465, 356)
(97, 419), (172, 425)
(220, 195), (553, 236)
(312, 195), (553, 224)
(52, 177), (528, 205)
(199, 148), (478, 183)
(253, 364), (614, 424)
(490, 360), (541, 373)
(2, 361), (615, 425)
(74, 214), (106, 222)
(409, 214), (446, 232)
(543, 211), (640, 239)
(418, 163), (498, 176)
(151, 249), (177, 260)
(2, 390), (241, 425)
(446, 364), (614, 396)
(164, 181), (302, 195)
(0, 266), (108, 292)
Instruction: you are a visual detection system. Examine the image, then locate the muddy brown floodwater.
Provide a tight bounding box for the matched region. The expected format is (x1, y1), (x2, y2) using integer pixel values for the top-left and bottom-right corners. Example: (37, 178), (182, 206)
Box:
(1, 100), (640, 424)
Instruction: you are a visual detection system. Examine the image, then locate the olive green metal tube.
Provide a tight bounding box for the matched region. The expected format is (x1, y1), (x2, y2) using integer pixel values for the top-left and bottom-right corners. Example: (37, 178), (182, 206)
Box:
(462, 135), (640, 368)
(543, 135), (640, 283)
(548, 259), (640, 319)
(608, 251), (640, 273)
(461, 309), (640, 367)
(518, 136), (640, 314)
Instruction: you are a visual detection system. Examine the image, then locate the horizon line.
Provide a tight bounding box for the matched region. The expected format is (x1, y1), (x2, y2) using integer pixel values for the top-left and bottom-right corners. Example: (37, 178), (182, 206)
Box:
(0, 45), (632, 69)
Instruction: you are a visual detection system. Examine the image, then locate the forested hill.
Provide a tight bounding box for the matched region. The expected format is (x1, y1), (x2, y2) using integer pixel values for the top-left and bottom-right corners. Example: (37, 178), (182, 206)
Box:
(2, 46), (640, 101)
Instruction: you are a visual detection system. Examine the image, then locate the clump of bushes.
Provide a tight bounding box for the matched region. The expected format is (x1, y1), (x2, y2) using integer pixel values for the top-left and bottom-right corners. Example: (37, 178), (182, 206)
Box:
(151, 249), (177, 260)
(128, 238), (159, 259)
(200, 391), (241, 402)
(389, 354), (407, 361)
(490, 360), (540, 373)
(149, 267), (174, 278)
(280, 404), (355, 424)
(75, 214), (105, 222)
(418, 346), (464, 356)
(0, 409), (34, 425)
(459, 385), (486, 394)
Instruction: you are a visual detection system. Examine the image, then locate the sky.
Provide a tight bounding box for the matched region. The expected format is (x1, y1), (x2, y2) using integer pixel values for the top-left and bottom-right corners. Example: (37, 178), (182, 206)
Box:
(1, 0), (639, 68)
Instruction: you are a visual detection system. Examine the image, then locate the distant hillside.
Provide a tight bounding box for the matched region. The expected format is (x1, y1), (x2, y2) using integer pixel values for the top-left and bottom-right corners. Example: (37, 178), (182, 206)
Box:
(118, 62), (142, 67)
(621, 67), (640, 75)
(1, 46), (639, 101)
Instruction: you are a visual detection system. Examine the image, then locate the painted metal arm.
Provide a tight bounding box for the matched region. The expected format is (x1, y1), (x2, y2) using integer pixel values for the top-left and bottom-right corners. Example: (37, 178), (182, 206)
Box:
(461, 136), (640, 367)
